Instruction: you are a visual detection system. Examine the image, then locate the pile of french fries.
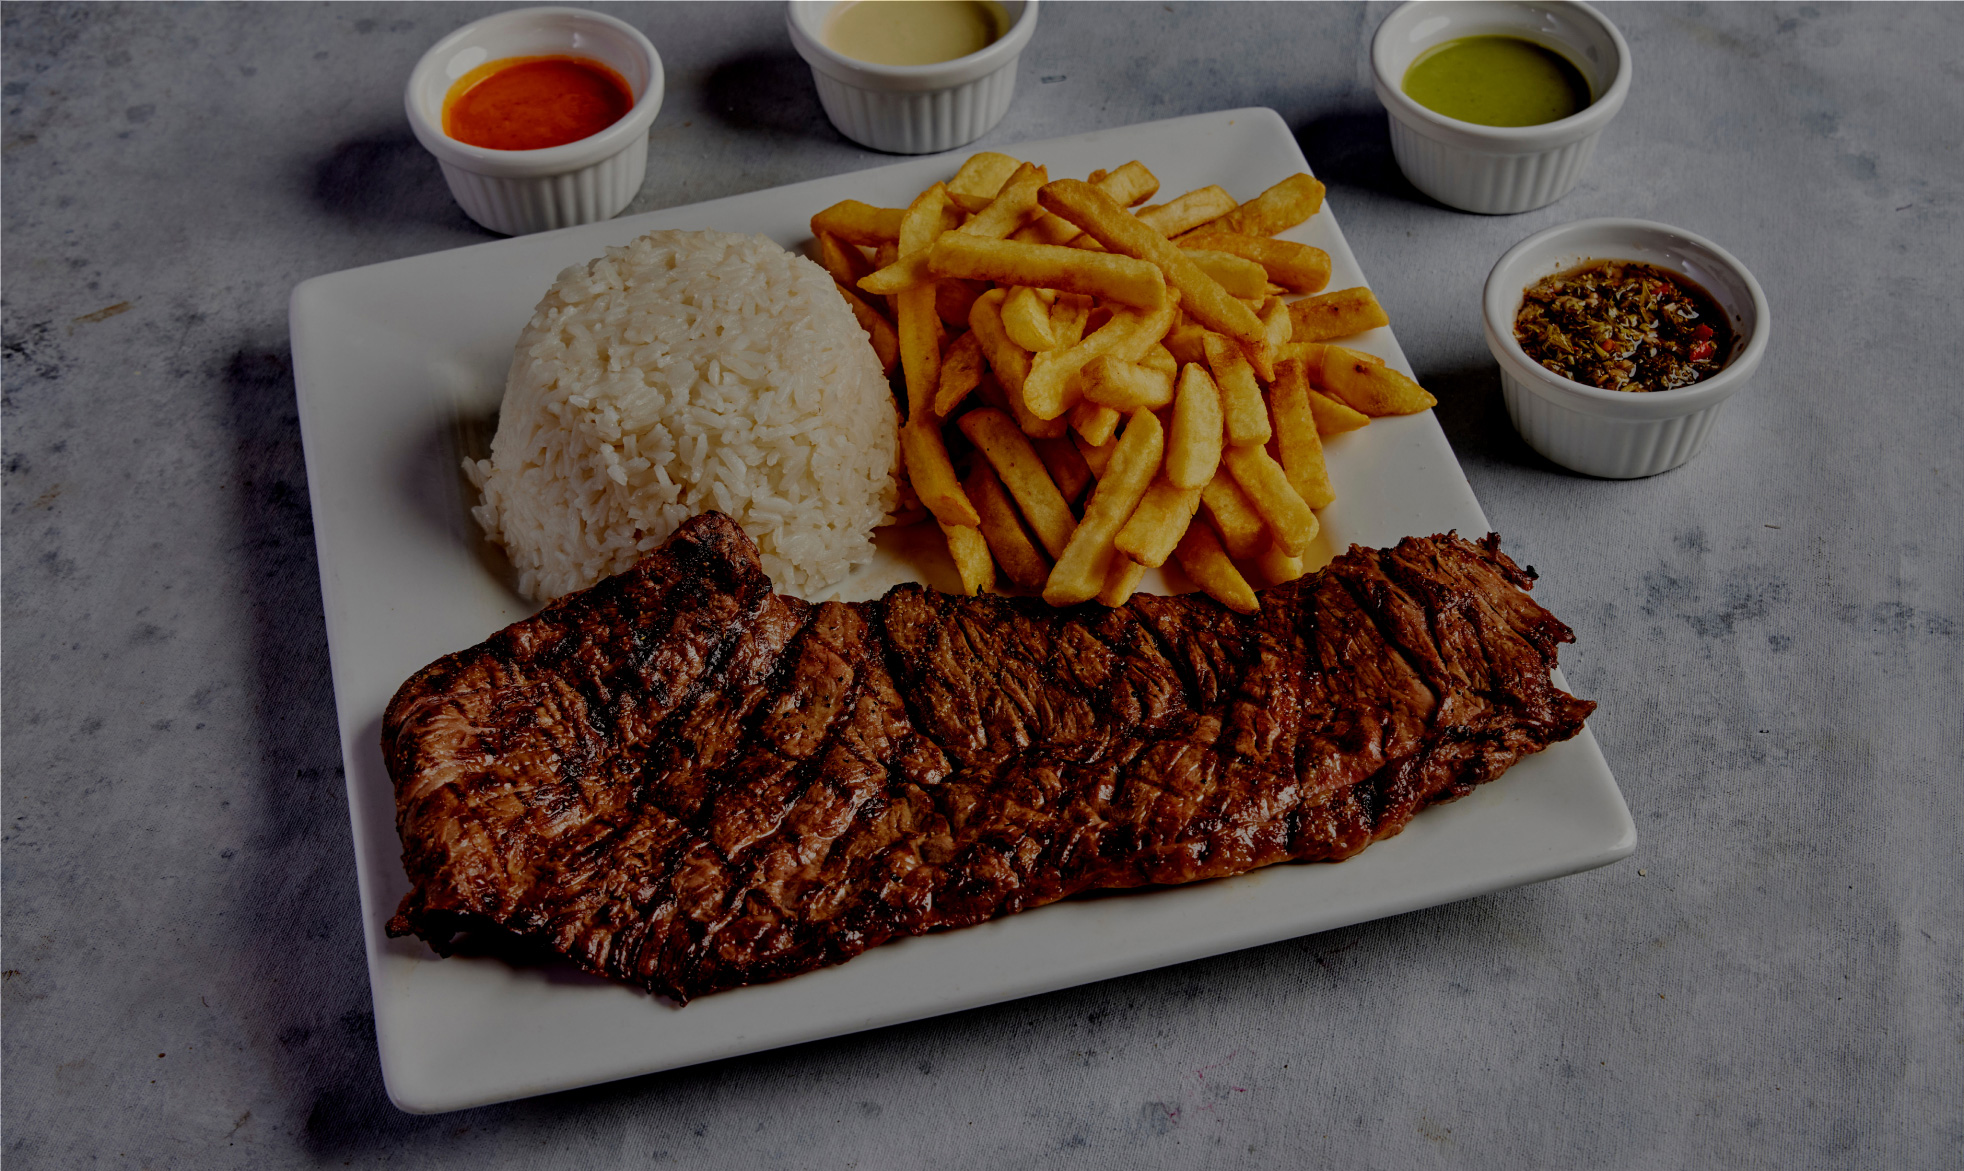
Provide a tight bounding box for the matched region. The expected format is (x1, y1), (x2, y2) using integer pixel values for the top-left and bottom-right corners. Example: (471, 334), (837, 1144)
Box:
(809, 153), (1437, 614)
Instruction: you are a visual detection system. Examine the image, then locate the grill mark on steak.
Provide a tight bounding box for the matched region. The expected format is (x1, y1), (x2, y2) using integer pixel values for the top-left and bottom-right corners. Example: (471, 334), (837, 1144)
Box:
(384, 512), (1595, 1002)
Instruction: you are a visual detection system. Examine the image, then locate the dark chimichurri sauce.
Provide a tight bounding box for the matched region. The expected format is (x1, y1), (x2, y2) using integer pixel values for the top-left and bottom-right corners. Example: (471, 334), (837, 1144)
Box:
(1514, 261), (1735, 393)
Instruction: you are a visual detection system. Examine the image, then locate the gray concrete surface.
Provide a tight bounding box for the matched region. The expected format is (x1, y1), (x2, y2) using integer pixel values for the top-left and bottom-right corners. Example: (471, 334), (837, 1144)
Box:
(3, 2), (1958, 1166)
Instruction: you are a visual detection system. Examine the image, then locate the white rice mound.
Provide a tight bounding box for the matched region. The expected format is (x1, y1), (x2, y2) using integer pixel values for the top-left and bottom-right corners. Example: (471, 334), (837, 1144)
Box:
(469, 229), (900, 602)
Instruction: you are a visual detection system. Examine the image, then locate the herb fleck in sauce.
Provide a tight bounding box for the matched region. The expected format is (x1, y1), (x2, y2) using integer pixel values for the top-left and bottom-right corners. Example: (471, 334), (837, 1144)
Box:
(1514, 261), (1734, 393)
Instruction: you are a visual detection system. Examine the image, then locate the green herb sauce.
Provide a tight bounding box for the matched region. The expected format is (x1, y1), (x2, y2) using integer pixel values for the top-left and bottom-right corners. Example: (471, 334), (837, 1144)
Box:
(1402, 36), (1592, 127)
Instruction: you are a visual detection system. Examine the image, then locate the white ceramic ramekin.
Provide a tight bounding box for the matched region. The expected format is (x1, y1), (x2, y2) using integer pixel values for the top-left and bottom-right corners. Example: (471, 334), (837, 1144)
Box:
(406, 7), (664, 236)
(787, 0), (1038, 155)
(1372, 1), (1630, 215)
(1483, 219), (1770, 479)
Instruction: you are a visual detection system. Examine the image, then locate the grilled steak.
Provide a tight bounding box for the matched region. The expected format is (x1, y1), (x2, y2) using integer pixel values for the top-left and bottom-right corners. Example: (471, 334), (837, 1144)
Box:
(384, 512), (1594, 1002)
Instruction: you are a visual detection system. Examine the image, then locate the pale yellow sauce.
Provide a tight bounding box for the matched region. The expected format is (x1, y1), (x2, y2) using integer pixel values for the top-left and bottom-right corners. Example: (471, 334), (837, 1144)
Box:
(824, 0), (1011, 67)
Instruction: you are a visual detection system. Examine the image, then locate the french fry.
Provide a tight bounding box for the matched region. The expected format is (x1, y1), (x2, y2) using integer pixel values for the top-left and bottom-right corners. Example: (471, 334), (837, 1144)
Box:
(1002, 286), (1060, 351)
(1280, 341), (1379, 369)
(1202, 332), (1273, 448)
(1115, 475), (1202, 568)
(896, 185), (950, 416)
(1038, 178), (1266, 347)
(902, 418), (980, 527)
(1141, 343), (1177, 374)
(936, 278), (988, 328)
(874, 240), (901, 318)
(929, 234), (1168, 310)
(1033, 434), (1093, 504)
(1166, 362), (1224, 489)
(835, 283), (900, 376)
(1261, 297), (1293, 354)
(935, 328), (987, 416)
(1014, 161), (1162, 247)
(1070, 400), (1122, 447)
(1314, 345), (1437, 416)
(1178, 230), (1332, 293)
(1098, 557), (1147, 607)
(939, 521), (996, 596)
(1256, 536), (1306, 585)
(964, 461), (1049, 590)
(1043, 408), (1163, 606)
(1073, 430), (1116, 478)
(1223, 444), (1317, 557)
(1163, 313), (1210, 366)
(1049, 292), (1092, 348)
(1289, 286), (1391, 343)
(1269, 358), (1336, 509)
(1199, 466), (1270, 560)
(1185, 250), (1270, 300)
(1214, 173), (1326, 237)
(1307, 387), (1370, 434)
(968, 290), (1064, 437)
(957, 408), (1078, 559)
(811, 200), (904, 245)
(1174, 522), (1258, 614)
(1134, 185), (1238, 238)
(950, 151), (1023, 200)
(860, 163), (1051, 296)
(1022, 298), (1178, 420)
(813, 229), (875, 290)
(1080, 355), (1177, 411)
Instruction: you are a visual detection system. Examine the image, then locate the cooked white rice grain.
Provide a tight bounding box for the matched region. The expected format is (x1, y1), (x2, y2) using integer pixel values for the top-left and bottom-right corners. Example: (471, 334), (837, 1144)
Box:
(468, 229), (899, 602)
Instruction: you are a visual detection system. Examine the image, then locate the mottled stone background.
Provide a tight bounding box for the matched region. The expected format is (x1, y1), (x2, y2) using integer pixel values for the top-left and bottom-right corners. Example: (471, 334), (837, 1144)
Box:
(3, 2), (1957, 1166)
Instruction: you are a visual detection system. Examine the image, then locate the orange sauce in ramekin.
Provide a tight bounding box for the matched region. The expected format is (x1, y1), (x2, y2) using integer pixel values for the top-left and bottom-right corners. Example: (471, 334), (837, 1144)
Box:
(443, 55), (634, 151)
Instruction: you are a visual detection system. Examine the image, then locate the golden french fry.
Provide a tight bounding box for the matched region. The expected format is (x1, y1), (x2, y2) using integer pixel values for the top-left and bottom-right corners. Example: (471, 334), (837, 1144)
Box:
(1002, 286), (1060, 351)
(1200, 466), (1270, 560)
(967, 290), (1063, 437)
(1073, 430), (1116, 479)
(1307, 387), (1370, 434)
(964, 461), (1049, 590)
(1174, 522), (1258, 613)
(960, 161), (1049, 238)
(936, 329), (987, 416)
(1163, 313), (1210, 366)
(1215, 173), (1325, 237)
(1044, 408), (1163, 606)
(1069, 400), (1122, 447)
(1032, 434), (1093, 504)
(895, 185), (950, 416)
(1315, 346), (1437, 416)
(1013, 161), (1162, 246)
(902, 419), (979, 527)
(1202, 332), (1272, 448)
(939, 521), (996, 596)
(1280, 341), (1379, 369)
(929, 234), (1168, 310)
(1134, 185), (1238, 238)
(1178, 230), (1332, 293)
(1166, 362), (1224, 490)
(936, 278), (987, 328)
(1023, 298), (1178, 420)
(813, 229), (875, 290)
(950, 151), (1023, 199)
(1223, 444), (1317, 557)
(1270, 358), (1336, 509)
(1039, 178), (1265, 348)
(834, 283), (900, 376)
(811, 200), (904, 245)
(1141, 343), (1177, 374)
(1115, 475), (1202, 568)
(1257, 536), (1306, 585)
(1080, 355), (1177, 411)
(957, 408), (1078, 559)
(1049, 292), (1092, 348)
(1185, 250), (1269, 300)
(1098, 556), (1147, 607)
(946, 189), (993, 215)
(874, 240), (901, 318)
(1261, 297), (1293, 353)
(1290, 286), (1391, 343)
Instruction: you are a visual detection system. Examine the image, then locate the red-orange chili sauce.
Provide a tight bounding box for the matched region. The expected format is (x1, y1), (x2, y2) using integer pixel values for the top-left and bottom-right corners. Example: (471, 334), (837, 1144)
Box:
(443, 56), (633, 151)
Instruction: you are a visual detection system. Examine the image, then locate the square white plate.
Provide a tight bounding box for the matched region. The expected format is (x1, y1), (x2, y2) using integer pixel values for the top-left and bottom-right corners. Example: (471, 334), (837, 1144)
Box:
(290, 108), (1633, 1114)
